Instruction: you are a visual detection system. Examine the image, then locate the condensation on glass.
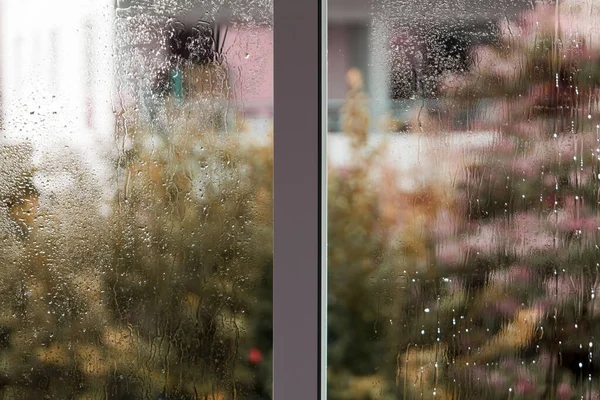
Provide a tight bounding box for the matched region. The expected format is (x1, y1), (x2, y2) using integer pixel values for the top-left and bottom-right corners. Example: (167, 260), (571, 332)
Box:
(0, 0), (272, 398)
(328, 0), (600, 399)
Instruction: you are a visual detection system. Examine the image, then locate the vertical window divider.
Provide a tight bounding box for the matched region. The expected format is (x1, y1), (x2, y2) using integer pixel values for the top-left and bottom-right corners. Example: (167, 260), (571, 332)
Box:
(273, 0), (323, 398)
(320, 0), (328, 397)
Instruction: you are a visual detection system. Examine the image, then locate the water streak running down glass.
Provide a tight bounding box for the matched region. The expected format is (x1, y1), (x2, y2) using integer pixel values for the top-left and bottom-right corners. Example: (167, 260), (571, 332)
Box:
(328, 0), (600, 398)
(0, 0), (272, 398)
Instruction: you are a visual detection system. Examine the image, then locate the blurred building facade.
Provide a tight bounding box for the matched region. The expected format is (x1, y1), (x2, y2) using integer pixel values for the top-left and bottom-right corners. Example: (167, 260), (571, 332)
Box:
(113, 0), (273, 132)
(328, 0), (530, 133)
(0, 0), (272, 144)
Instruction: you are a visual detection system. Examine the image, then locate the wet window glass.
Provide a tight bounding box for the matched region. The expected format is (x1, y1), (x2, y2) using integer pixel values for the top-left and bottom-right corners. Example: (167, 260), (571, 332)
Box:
(328, 0), (600, 398)
(0, 0), (272, 398)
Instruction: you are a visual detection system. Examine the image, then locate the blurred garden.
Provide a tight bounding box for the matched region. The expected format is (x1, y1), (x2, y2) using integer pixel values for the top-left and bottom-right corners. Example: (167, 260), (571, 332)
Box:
(328, 0), (600, 399)
(5, 0), (600, 399)
(0, 21), (274, 398)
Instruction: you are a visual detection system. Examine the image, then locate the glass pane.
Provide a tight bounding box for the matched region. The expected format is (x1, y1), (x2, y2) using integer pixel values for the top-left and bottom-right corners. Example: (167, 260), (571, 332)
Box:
(0, 0), (272, 398)
(327, 0), (600, 398)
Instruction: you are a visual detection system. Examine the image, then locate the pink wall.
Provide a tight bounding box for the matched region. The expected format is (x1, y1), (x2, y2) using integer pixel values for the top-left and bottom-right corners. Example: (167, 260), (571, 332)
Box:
(222, 24), (354, 113)
(224, 25), (273, 116)
(328, 24), (350, 100)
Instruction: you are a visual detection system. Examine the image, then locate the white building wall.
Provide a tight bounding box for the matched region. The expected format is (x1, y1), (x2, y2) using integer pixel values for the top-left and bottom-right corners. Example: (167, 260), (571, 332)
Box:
(0, 0), (115, 176)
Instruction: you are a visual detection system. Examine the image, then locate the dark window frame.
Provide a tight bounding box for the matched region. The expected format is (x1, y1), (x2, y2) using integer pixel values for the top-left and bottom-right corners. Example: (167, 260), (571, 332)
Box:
(273, 0), (325, 398)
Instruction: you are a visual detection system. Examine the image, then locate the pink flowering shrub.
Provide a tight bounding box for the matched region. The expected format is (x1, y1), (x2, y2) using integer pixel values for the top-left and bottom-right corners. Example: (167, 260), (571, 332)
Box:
(386, 1), (600, 398)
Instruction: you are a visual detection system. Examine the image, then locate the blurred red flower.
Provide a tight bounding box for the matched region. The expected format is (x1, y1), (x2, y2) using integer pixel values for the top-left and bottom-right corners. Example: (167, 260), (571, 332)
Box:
(249, 348), (263, 365)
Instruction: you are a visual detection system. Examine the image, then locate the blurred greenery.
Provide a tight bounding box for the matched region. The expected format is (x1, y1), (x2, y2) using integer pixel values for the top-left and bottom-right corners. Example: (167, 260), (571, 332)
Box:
(328, 1), (600, 399)
(0, 59), (273, 399)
